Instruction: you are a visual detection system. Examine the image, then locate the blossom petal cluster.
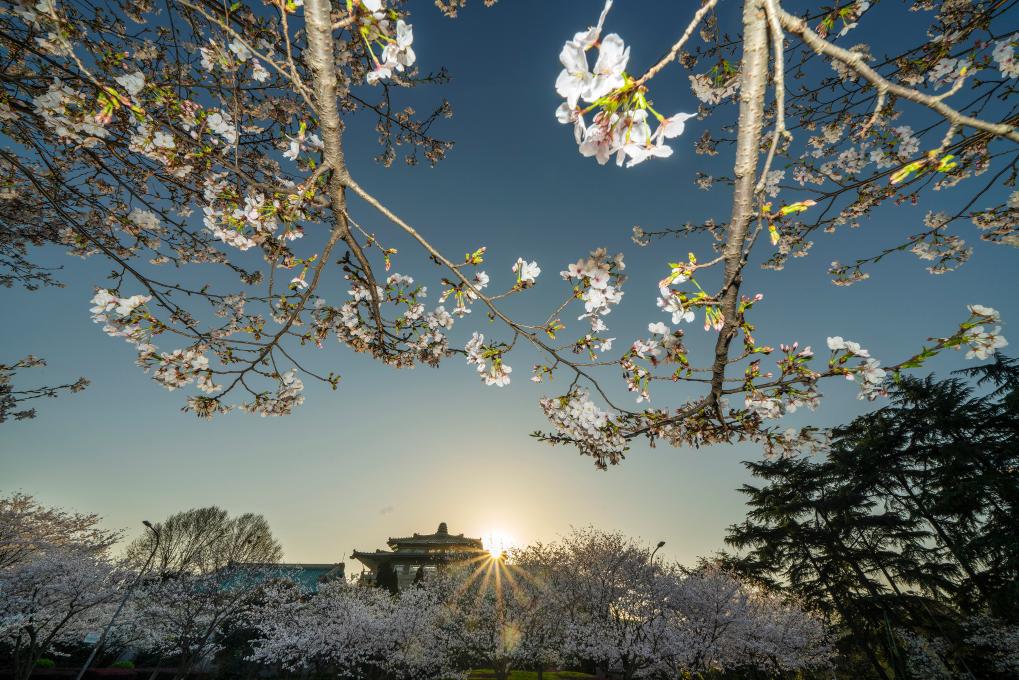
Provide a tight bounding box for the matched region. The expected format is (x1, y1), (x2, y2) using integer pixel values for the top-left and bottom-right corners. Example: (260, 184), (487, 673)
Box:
(360, 2), (416, 85)
(827, 336), (887, 400)
(560, 248), (625, 332)
(553, 2), (695, 167)
(465, 332), (511, 386)
(964, 313), (1008, 360)
(512, 258), (541, 287)
(540, 389), (625, 467)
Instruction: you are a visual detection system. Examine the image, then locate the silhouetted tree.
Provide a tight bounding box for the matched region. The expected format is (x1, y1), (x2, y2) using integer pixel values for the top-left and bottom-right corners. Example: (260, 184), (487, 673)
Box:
(374, 560), (398, 595)
(725, 357), (1019, 678)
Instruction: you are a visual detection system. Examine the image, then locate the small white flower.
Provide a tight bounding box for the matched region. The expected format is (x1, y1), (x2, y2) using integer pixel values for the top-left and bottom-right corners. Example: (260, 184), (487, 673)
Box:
(968, 304), (1000, 321)
(658, 295), (694, 325)
(512, 258), (541, 285)
(588, 34), (628, 101)
(229, 39), (253, 62)
(251, 60), (270, 83)
(555, 40), (592, 109)
(366, 63), (393, 85)
(115, 72), (145, 96)
(826, 336), (846, 351)
(114, 294), (150, 317)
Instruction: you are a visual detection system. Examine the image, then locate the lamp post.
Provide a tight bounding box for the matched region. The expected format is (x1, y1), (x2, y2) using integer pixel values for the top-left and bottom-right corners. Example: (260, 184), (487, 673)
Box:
(649, 540), (665, 570)
(75, 521), (161, 680)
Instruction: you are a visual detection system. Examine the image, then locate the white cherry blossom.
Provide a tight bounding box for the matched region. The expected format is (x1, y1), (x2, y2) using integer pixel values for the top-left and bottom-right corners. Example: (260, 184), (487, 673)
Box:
(114, 71), (145, 96)
(512, 258), (541, 286)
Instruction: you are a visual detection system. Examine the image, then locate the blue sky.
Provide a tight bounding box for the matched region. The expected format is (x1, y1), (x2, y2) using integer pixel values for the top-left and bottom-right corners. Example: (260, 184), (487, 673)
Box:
(2, 0), (1016, 569)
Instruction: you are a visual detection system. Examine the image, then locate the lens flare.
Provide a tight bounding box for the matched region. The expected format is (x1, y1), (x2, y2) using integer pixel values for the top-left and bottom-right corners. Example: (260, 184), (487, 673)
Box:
(482, 530), (512, 559)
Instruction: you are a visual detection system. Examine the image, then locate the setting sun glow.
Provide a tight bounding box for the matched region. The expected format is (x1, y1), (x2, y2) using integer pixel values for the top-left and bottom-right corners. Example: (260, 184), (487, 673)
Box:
(482, 531), (513, 559)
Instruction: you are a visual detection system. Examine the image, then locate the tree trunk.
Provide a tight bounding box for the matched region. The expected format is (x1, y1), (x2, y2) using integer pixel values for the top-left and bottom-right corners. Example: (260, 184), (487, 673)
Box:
(303, 0), (384, 331)
(145, 654), (165, 680)
(707, 0), (769, 406)
(14, 631), (40, 680)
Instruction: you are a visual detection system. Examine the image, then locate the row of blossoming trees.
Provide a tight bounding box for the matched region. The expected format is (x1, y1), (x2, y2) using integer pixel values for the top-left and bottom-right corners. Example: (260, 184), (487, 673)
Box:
(1, 0), (1014, 461)
(1, 495), (834, 680)
(249, 530), (833, 680)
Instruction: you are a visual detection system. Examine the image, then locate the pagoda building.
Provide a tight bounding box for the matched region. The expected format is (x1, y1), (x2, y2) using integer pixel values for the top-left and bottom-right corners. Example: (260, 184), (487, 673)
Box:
(351, 522), (485, 589)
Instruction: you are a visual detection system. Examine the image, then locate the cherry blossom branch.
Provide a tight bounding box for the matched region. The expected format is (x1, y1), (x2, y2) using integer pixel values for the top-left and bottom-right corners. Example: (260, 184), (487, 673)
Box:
(176, 0), (315, 109)
(754, 0), (791, 195)
(1, 356), (89, 424)
(777, 6), (1019, 143)
(340, 177), (627, 412)
(634, 0), (721, 86)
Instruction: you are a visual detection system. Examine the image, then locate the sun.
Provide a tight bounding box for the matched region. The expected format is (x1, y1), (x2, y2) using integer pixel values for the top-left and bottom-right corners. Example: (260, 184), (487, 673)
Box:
(482, 530), (513, 559)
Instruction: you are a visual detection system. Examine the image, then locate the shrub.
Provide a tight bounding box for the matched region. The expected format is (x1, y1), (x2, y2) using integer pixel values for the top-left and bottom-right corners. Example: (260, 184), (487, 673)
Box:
(111, 661), (135, 669)
(35, 659), (56, 669)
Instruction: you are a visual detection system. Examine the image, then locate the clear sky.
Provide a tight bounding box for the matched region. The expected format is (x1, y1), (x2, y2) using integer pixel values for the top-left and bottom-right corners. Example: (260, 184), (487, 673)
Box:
(2, 0), (1016, 570)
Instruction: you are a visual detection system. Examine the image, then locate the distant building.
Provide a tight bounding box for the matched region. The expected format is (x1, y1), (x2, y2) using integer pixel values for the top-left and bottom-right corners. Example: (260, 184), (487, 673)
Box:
(227, 561), (346, 592)
(351, 522), (484, 589)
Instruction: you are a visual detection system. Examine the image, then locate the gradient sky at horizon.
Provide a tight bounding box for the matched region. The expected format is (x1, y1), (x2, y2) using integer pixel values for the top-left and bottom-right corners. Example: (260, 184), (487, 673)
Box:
(2, 0), (1016, 570)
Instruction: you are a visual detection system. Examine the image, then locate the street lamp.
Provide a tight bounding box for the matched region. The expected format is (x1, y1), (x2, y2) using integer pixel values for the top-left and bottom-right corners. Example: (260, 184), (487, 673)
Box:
(649, 540), (665, 569)
(75, 521), (161, 680)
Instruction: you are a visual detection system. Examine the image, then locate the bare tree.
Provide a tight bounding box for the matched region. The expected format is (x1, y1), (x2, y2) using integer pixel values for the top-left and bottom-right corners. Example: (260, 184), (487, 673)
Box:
(124, 507), (282, 577)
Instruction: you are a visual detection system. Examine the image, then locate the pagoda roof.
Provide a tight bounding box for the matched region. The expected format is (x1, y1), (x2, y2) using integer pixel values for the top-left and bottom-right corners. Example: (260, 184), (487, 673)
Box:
(386, 522), (483, 549)
(351, 523), (485, 571)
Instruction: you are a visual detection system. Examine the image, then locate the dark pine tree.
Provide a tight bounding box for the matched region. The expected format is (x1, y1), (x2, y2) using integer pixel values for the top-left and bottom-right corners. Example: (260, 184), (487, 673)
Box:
(724, 357), (1019, 679)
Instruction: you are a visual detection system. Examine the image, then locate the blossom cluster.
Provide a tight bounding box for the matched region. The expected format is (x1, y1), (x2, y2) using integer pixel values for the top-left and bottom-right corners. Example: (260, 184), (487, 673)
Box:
(199, 38), (270, 83)
(238, 370), (305, 417)
(150, 348), (217, 393)
(744, 343), (821, 419)
(539, 389), (625, 467)
(964, 305), (1008, 360)
(553, 1), (696, 167)
(826, 336), (887, 400)
(992, 39), (1018, 79)
(465, 332), (511, 386)
(622, 322), (689, 403)
(89, 289), (153, 351)
(511, 258), (540, 288)
(560, 248), (625, 332)
(358, 1), (416, 84)
(312, 273), (454, 369)
(202, 175), (306, 251)
(33, 79), (109, 145)
(439, 249), (489, 318)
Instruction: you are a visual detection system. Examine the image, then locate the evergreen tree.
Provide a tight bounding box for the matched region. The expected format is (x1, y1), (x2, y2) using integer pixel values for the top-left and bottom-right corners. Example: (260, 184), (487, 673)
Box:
(374, 560), (399, 595)
(725, 357), (1019, 678)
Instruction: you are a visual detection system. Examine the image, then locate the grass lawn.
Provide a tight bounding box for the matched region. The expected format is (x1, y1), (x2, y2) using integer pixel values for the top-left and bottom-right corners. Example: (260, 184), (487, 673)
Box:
(467, 671), (596, 680)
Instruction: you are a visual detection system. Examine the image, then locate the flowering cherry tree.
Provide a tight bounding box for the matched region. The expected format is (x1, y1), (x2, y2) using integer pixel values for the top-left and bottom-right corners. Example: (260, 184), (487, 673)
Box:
(0, 0), (1014, 463)
(250, 579), (457, 679)
(660, 563), (833, 674)
(510, 528), (832, 678)
(0, 493), (119, 570)
(127, 568), (283, 680)
(0, 547), (125, 680)
(246, 529), (831, 678)
(0, 495), (125, 680)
